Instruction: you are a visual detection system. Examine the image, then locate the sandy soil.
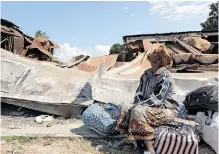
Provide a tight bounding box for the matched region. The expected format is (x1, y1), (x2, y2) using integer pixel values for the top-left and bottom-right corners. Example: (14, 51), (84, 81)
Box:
(1, 137), (124, 154)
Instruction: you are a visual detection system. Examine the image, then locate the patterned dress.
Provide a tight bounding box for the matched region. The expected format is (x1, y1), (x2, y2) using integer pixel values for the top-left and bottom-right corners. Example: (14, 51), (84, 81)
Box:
(116, 67), (179, 141)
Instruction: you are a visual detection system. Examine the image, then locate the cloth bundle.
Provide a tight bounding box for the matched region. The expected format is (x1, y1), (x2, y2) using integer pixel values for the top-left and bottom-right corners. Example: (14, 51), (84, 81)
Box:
(82, 103), (120, 136)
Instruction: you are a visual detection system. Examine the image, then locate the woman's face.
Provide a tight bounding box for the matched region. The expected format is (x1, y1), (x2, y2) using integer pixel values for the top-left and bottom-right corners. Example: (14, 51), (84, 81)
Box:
(147, 51), (162, 67)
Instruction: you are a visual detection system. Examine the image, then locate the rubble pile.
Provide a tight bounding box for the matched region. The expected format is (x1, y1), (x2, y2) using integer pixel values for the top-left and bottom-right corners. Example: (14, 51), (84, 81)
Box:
(1, 18), (218, 154)
(1, 18), (218, 112)
(1, 19), (59, 62)
(120, 35), (218, 72)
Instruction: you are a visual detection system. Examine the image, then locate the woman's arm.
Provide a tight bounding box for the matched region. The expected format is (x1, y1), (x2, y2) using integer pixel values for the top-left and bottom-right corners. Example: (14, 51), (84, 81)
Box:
(132, 69), (172, 108)
(150, 71), (172, 106)
(133, 74), (144, 104)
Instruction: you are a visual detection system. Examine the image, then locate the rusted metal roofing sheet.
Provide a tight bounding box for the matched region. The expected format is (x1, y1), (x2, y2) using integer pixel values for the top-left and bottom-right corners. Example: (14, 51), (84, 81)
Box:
(173, 53), (218, 65)
(58, 55), (89, 68)
(1, 19), (19, 29)
(174, 38), (201, 54)
(29, 42), (54, 58)
(107, 41), (163, 77)
(166, 42), (188, 54)
(1, 25), (21, 37)
(1, 19), (60, 62)
(34, 37), (59, 49)
(77, 54), (118, 72)
(123, 30), (218, 38)
(183, 37), (211, 52)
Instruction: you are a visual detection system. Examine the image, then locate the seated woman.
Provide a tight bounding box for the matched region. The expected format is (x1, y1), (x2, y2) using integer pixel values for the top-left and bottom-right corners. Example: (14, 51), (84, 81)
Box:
(116, 46), (179, 153)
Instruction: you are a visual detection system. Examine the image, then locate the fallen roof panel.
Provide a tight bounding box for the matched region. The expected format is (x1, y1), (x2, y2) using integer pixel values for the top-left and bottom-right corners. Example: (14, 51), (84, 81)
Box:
(77, 54), (118, 72)
(1, 49), (92, 103)
(93, 41), (218, 105)
(0, 48), (105, 116)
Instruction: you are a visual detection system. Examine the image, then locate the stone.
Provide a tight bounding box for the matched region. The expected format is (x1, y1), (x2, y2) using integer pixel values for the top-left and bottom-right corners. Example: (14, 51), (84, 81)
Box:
(8, 125), (22, 129)
(35, 115), (53, 124)
(95, 145), (103, 151)
(46, 123), (52, 127)
(43, 140), (51, 146)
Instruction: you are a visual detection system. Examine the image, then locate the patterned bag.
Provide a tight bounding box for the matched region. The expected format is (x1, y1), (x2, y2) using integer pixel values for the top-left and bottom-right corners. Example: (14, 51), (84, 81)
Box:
(154, 124), (199, 154)
(82, 103), (120, 136)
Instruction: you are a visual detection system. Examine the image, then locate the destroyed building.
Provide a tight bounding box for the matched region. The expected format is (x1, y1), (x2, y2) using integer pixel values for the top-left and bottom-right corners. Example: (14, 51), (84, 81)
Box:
(121, 31), (218, 61)
(118, 31), (218, 74)
(1, 18), (218, 118)
(1, 19), (59, 62)
(123, 30), (218, 44)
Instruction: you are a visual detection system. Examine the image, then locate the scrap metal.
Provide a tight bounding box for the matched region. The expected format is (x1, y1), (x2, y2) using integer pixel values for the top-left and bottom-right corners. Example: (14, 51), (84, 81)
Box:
(123, 30), (218, 44)
(1, 19), (59, 62)
(1, 19), (218, 117)
(58, 55), (90, 68)
(76, 54), (118, 72)
(174, 38), (201, 54)
(0, 48), (104, 116)
(173, 53), (218, 65)
(183, 36), (211, 52)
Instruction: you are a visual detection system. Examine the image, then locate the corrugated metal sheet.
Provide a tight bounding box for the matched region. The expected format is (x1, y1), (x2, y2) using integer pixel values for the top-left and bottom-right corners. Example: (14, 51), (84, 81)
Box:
(183, 37), (211, 51)
(174, 38), (201, 54)
(58, 55), (89, 68)
(1, 19), (59, 62)
(29, 42), (55, 59)
(123, 30), (218, 38)
(173, 53), (218, 65)
(108, 41), (166, 77)
(166, 42), (188, 54)
(1, 19), (19, 29)
(34, 37), (59, 49)
(77, 54), (118, 72)
(1, 25), (21, 37)
(13, 35), (24, 55)
(93, 42), (218, 105)
(0, 48), (105, 116)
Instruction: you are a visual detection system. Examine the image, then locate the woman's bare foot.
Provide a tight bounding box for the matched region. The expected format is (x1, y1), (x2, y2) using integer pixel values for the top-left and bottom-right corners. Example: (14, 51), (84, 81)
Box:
(144, 141), (155, 153)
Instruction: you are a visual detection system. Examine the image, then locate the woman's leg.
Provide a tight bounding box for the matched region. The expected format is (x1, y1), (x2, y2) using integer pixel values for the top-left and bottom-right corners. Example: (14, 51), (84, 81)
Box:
(145, 141), (155, 153)
(116, 104), (136, 152)
(128, 105), (155, 152)
(127, 105), (177, 153)
(116, 104), (132, 133)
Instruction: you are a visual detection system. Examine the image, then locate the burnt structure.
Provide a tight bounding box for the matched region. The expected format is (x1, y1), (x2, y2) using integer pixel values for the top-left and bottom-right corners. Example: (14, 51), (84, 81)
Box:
(123, 30), (218, 44)
(120, 31), (218, 62)
(1, 19), (59, 61)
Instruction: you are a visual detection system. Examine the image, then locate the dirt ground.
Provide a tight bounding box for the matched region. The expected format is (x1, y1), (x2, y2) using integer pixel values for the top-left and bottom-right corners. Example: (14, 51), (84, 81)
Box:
(1, 137), (125, 154)
(0, 103), (216, 154)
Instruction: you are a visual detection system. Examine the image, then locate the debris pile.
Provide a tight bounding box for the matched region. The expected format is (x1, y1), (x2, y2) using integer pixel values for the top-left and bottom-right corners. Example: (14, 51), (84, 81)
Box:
(120, 33), (218, 73)
(0, 19), (218, 117)
(1, 19), (59, 62)
(1, 18), (218, 154)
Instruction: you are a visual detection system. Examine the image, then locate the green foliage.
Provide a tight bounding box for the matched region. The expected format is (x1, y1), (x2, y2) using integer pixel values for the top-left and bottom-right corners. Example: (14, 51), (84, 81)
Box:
(35, 30), (49, 39)
(109, 43), (123, 55)
(3, 136), (38, 143)
(201, 3), (218, 31)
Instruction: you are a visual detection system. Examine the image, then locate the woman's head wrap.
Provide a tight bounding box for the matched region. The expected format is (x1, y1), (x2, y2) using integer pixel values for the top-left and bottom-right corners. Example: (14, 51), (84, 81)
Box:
(148, 45), (173, 69)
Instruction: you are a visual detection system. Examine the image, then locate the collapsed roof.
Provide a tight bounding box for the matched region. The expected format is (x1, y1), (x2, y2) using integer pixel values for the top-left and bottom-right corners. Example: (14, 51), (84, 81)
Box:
(1, 19), (59, 62)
